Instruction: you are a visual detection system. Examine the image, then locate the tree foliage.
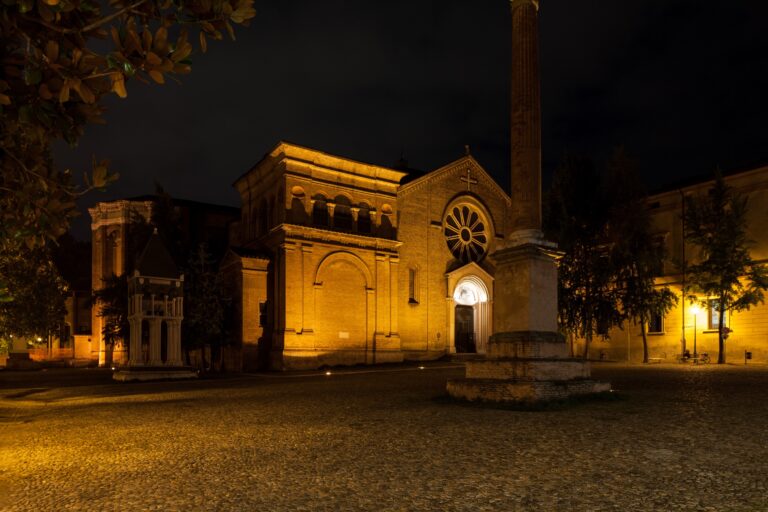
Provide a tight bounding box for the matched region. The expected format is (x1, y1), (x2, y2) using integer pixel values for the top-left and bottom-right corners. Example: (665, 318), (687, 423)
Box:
(546, 150), (678, 361)
(183, 243), (228, 350)
(684, 172), (768, 363)
(0, 246), (68, 349)
(93, 272), (128, 347)
(0, 0), (256, 290)
(545, 155), (621, 358)
(606, 150), (677, 363)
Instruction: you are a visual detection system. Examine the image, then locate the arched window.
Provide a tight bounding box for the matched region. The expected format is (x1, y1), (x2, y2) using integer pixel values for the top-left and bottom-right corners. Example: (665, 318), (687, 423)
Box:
(290, 186), (307, 224)
(334, 195), (353, 231)
(312, 194), (329, 227)
(357, 202), (372, 234)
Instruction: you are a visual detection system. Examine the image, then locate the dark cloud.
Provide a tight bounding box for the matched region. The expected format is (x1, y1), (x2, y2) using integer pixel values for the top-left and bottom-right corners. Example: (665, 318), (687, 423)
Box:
(56, 0), (768, 236)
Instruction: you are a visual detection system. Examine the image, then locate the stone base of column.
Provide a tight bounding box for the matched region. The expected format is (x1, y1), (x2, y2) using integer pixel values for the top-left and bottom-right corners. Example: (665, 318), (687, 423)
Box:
(446, 238), (610, 404)
(113, 366), (198, 382)
(447, 330), (611, 403)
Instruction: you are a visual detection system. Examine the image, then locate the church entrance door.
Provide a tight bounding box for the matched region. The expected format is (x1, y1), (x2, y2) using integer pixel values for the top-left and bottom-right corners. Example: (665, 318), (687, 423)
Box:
(454, 305), (476, 353)
(451, 275), (491, 354)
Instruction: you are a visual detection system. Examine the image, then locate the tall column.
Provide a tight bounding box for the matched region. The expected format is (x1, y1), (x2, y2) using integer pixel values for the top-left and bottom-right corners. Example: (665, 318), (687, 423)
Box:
(510, 0), (542, 238)
(491, 0), (558, 335)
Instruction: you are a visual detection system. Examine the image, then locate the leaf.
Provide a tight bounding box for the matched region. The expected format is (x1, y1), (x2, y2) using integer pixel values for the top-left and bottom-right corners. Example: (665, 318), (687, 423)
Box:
(24, 68), (42, 85)
(42, 0), (59, 5)
(110, 27), (122, 50)
(142, 29), (152, 51)
(154, 27), (168, 51)
(77, 82), (96, 103)
(92, 164), (108, 188)
(146, 51), (162, 66)
(171, 41), (192, 63)
(199, 31), (207, 53)
(59, 81), (70, 102)
(148, 70), (164, 84)
(45, 40), (59, 62)
(111, 73), (127, 98)
(0, 93), (10, 106)
(71, 48), (82, 66)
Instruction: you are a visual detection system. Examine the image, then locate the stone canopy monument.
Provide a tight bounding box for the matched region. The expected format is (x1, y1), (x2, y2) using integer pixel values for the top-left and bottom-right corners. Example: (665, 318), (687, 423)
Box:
(447, 0), (610, 403)
(113, 230), (197, 382)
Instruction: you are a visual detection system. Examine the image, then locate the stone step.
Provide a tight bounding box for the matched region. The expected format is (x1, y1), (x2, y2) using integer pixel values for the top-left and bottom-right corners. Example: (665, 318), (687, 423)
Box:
(465, 358), (591, 382)
(446, 377), (611, 404)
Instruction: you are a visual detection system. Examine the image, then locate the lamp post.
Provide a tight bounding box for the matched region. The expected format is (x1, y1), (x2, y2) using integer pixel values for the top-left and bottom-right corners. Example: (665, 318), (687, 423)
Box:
(690, 304), (701, 358)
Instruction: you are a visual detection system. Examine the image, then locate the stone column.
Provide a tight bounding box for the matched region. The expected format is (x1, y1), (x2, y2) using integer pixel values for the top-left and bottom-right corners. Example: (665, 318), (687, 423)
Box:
(491, 0), (559, 339)
(166, 320), (183, 366)
(129, 318), (143, 366)
(148, 318), (162, 366)
(510, 0), (542, 238)
(350, 207), (360, 233)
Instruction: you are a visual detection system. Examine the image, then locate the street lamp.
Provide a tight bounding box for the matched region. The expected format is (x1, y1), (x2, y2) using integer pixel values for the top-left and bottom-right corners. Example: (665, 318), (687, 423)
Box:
(690, 304), (701, 358)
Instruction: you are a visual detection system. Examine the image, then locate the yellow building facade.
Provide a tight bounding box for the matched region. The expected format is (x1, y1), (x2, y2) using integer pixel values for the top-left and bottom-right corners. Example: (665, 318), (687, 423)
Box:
(581, 165), (768, 364)
(226, 142), (511, 370)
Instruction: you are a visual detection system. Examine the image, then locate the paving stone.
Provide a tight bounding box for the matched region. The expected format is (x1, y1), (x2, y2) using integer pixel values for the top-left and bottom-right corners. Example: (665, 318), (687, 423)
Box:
(0, 364), (767, 511)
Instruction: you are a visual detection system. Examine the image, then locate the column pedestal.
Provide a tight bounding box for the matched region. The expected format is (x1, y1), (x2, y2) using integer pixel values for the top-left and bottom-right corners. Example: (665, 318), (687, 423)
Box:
(447, 242), (610, 404)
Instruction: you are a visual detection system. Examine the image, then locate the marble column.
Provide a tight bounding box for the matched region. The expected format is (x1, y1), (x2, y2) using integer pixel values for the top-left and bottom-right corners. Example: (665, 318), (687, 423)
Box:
(510, 0), (542, 239)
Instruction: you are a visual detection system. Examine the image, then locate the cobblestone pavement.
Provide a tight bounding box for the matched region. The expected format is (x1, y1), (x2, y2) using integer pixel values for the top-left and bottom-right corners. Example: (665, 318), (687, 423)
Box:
(1, 363), (767, 511)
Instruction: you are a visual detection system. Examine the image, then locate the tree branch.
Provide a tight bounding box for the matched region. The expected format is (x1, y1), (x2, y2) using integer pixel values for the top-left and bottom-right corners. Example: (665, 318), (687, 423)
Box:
(19, 0), (149, 35)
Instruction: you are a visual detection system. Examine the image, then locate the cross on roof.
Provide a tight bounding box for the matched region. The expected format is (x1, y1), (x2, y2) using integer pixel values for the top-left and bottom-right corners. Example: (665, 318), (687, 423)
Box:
(460, 167), (478, 191)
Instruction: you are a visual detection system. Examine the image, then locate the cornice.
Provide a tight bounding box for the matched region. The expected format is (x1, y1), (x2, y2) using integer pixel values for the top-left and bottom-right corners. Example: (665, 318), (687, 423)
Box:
(89, 200), (153, 230)
(280, 224), (402, 252)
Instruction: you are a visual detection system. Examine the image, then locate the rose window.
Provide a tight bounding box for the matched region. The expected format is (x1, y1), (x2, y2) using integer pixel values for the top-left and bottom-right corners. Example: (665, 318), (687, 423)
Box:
(444, 205), (488, 263)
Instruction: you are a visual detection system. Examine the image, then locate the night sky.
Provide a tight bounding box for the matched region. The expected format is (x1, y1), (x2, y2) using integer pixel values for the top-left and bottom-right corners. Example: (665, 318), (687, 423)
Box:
(55, 0), (768, 237)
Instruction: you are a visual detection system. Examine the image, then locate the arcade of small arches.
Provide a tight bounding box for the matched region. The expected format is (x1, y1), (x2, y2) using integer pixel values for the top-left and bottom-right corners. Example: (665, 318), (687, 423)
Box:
(245, 185), (396, 239)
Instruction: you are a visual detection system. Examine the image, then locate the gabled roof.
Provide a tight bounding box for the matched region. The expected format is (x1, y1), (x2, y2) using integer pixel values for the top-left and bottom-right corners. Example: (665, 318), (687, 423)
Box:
(398, 155), (511, 205)
(136, 231), (179, 279)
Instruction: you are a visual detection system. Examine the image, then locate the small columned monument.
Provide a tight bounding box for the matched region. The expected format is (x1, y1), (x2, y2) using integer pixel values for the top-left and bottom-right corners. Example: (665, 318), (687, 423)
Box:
(113, 230), (197, 382)
(447, 0), (609, 403)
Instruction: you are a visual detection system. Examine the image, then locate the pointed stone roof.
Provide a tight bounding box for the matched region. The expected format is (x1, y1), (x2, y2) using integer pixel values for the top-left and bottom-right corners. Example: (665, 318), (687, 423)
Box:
(136, 230), (179, 279)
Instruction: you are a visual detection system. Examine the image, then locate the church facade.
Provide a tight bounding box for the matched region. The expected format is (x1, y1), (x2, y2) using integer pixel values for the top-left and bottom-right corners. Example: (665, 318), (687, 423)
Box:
(223, 142), (511, 370)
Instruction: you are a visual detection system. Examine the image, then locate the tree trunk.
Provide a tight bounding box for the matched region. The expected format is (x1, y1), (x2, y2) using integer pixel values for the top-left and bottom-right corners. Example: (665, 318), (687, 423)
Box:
(641, 321), (649, 364)
(718, 300), (726, 364)
(582, 334), (591, 360)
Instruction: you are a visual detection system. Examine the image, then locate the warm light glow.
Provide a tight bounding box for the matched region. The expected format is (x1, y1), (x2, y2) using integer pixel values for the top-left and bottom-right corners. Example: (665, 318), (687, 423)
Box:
(325, 371), (332, 376)
(418, 366), (425, 370)
(36, 337), (42, 342)
(690, 304), (701, 316)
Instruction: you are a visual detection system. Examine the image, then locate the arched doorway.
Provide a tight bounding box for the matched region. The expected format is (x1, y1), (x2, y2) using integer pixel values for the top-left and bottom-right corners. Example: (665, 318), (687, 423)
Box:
(452, 276), (490, 354)
(315, 256), (369, 363)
